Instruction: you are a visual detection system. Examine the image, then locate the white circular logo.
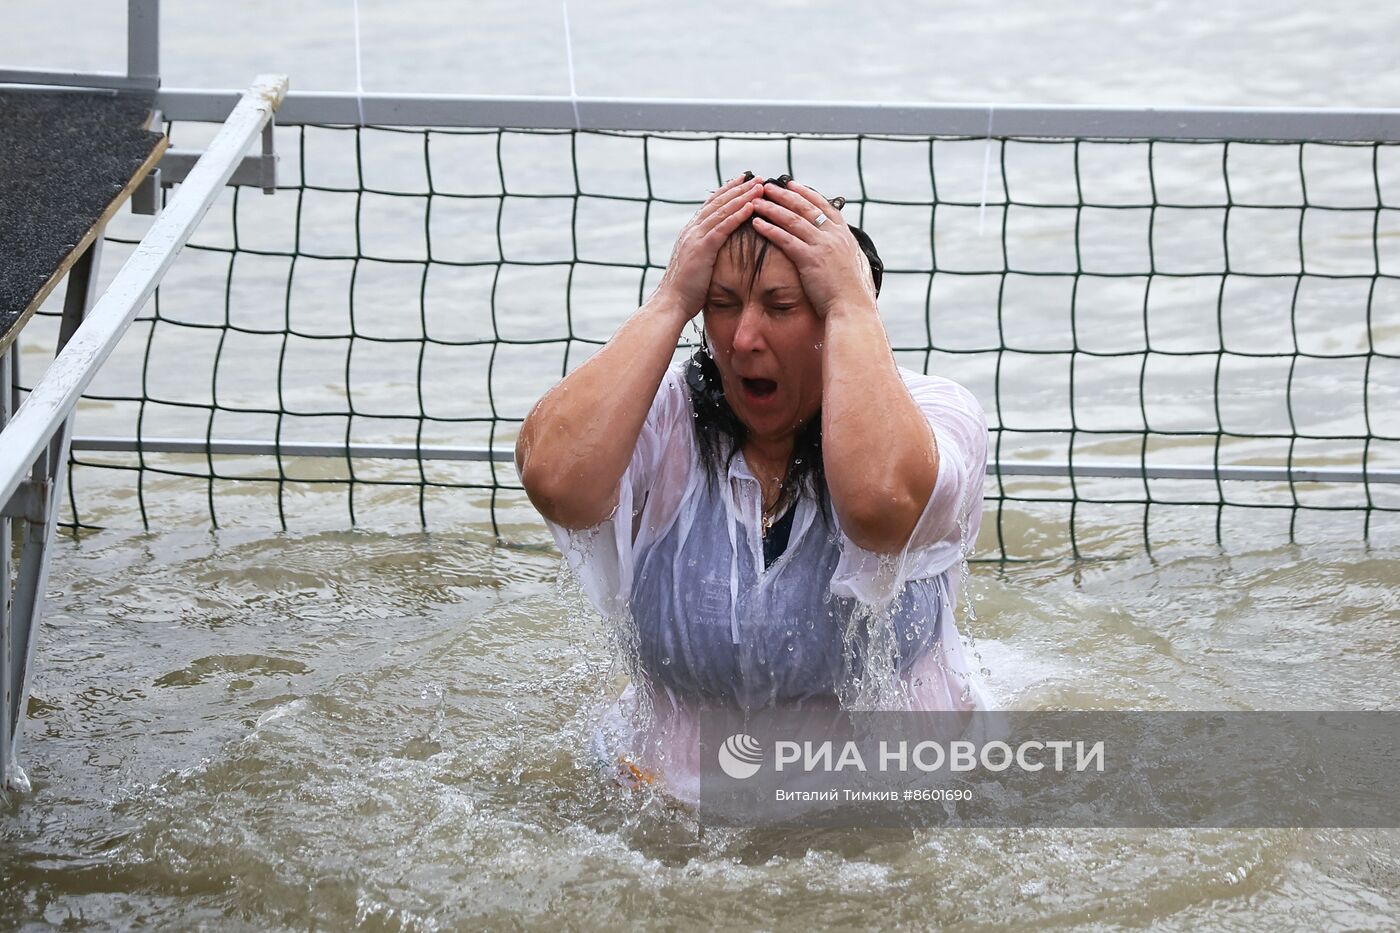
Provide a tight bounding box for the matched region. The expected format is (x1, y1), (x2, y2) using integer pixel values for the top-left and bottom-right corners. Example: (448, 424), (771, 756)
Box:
(718, 733), (764, 780)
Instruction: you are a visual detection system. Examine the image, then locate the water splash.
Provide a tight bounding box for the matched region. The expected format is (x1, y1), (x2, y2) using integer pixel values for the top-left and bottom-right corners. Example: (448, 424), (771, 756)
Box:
(555, 526), (658, 780)
(953, 485), (989, 704)
(421, 682), (447, 745)
(834, 553), (917, 711)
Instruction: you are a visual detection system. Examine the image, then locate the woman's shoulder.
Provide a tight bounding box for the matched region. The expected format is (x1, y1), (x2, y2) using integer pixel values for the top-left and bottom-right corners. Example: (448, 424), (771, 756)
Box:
(631, 356), (699, 450)
(657, 355), (696, 398)
(667, 354), (694, 385)
(642, 356), (694, 411)
(895, 367), (985, 416)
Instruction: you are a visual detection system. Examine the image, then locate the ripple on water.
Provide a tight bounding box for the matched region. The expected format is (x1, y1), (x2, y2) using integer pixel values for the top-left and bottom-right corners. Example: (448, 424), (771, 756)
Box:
(3, 527), (1398, 928)
(153, 654), (313, 688)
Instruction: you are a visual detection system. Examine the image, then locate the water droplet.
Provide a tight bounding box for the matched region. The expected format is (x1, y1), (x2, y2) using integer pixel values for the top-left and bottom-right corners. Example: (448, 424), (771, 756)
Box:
(661, 656), (672, 666)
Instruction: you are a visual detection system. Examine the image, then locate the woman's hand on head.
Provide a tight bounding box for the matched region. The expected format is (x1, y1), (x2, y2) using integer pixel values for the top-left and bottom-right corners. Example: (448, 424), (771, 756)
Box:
(750, 181), (878, 319)
(653, 173), (764, 320)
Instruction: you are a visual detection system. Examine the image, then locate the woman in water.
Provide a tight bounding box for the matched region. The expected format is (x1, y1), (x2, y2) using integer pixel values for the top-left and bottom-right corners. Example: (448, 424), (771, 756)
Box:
(516, 173), (990, 802)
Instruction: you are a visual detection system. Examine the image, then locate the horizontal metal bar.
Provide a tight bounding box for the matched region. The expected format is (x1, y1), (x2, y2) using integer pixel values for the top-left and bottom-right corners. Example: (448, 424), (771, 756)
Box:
(157, 148), (277, 187)
(152, 88), (1400, 141)
(0, 68), (157, 92)
(995, 461), (1400, 485)
(0, 75), (288, 514)
(72, 435), (502, 461)
(7, 71), (1396, 140)
(66, 436), (1400, 485)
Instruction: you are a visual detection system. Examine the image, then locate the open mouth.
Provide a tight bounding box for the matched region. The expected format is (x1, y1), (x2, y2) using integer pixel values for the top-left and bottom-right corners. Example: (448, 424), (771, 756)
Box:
(740, 377), (778, 400)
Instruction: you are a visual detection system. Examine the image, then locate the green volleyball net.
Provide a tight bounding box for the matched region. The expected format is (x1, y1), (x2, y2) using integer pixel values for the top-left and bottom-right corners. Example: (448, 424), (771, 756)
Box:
(15, 119), (1400, 560)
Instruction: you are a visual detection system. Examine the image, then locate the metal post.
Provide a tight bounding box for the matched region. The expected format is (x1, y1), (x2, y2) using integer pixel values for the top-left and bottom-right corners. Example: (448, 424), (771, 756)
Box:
(2, 236), (103, 793)
(127, 0), (160, 88)
(0, 341), (13, 794)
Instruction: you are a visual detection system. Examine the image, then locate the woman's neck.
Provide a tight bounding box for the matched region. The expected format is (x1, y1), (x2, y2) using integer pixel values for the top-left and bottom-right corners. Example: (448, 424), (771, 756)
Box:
(744, 432), (794, 468)
(742, 434), (795, 509)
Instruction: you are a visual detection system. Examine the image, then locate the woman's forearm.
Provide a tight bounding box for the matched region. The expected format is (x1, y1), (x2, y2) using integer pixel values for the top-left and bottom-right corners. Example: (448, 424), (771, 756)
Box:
(821, 300), (937, 553)
(519, 174), (762, 530)
(516, 292), (691, 529)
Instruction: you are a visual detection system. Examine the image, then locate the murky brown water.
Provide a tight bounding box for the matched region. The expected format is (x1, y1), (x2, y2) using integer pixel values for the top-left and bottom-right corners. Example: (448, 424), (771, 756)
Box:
(5, 2), (1400, 928)
(3, 519), (1399, 929)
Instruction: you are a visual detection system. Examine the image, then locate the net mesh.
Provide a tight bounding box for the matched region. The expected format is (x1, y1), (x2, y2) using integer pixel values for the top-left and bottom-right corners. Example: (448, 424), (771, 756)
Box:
(16, 120), (1400, 560)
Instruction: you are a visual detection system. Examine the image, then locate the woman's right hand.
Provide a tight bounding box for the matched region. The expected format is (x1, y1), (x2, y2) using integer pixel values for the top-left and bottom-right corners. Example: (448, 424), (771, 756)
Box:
(652, 173), (763, 319)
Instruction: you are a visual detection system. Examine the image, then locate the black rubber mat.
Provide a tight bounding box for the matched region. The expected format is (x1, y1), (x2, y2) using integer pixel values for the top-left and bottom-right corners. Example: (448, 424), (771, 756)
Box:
(0, 87), (163, 348)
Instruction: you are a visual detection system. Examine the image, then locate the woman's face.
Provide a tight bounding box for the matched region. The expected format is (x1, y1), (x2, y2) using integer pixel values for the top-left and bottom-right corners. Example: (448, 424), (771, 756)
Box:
(703, 241), (825, 445)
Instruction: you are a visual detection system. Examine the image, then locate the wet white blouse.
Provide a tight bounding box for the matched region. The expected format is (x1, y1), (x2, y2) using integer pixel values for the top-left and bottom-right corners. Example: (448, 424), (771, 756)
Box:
(531, 359), (991, 703)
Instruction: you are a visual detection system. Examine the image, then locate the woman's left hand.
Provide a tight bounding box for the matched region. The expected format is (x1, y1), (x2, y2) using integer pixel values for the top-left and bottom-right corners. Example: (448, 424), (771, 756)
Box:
(750, 180), (878, 318)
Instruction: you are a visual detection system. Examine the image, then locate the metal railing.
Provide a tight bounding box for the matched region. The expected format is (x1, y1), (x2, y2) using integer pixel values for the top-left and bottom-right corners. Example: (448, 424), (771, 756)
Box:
(0, 73), (288, 792)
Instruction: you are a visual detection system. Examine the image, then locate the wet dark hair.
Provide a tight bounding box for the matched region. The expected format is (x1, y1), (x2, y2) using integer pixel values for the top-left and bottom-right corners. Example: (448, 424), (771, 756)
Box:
(686, 174), (884, 516)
